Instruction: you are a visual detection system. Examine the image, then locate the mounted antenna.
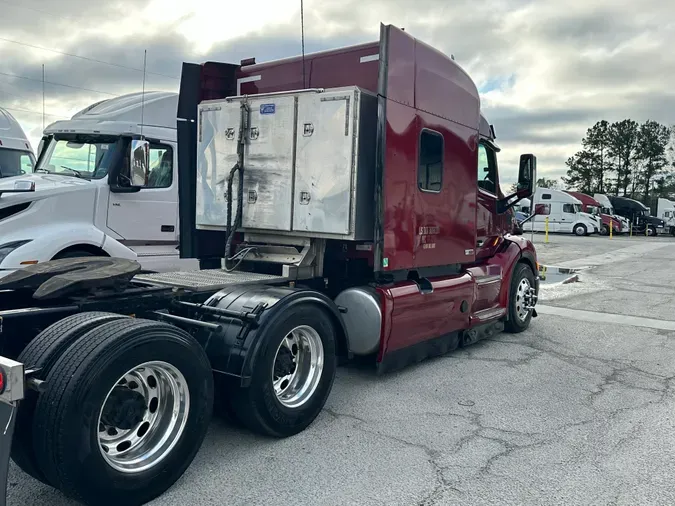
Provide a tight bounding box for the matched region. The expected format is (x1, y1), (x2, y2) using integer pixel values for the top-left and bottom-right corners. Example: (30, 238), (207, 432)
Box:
(41, 64), (45, 131)
(300, 0), (306, 88)
(140, 49), (147, 139)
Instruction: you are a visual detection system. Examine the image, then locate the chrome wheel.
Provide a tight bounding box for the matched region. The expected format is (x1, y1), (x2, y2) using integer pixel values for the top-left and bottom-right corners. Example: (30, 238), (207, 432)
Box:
(515, 278), (532, 321)
(97, 361), (190, 474)
(272, 325), (324, 409)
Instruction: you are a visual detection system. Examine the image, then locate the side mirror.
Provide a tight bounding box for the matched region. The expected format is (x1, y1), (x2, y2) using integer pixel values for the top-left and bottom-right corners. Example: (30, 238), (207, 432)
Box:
(516, 154), (537, 199)
(129, 139), (150, 187)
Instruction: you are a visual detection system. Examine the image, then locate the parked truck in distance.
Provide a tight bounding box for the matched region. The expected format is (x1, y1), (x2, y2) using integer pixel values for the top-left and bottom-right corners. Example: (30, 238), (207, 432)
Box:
(0, 92), (198, 279)
(605, 195), (665, 235)
(0, 24), (539, 506)
(0, 107), (35, 178)
(564, 190), (629, 235)
(656, 197), (675, 236)
(522, 187), (600, 236)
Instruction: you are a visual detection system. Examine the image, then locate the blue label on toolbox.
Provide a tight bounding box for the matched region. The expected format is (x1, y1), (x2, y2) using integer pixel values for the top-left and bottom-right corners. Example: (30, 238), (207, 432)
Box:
(260, 103), (275, 115)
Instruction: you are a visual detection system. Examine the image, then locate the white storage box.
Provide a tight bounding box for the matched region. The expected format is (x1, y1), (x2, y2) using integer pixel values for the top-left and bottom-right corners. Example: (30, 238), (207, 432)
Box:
(195, 86), (377, 241)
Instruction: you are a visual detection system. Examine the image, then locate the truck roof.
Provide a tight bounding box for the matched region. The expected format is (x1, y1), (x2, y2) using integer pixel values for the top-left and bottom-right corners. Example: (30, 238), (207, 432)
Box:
(0, 107), (32, 152)
(44, 91), (178, 137)
(564, 190), (601, 208)
(609, 195), (649, 211)
(534, 187), (582, 205)
(230, 36), (495, 142)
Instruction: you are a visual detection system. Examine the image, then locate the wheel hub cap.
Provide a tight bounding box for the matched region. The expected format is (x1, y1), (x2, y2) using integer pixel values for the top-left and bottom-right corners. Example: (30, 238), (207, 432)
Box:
(272, 325), (325, 409)
(97, 361), (190, 474)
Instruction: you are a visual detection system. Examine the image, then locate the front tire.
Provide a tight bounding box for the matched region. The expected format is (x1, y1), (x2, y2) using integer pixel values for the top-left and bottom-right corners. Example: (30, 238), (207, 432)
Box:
(505, 263), (536, 333)
(574, 224), (587, 236)
(230, 304), (337, 438)
(600, 224), (609, 236)
(32, 319), (213, 506)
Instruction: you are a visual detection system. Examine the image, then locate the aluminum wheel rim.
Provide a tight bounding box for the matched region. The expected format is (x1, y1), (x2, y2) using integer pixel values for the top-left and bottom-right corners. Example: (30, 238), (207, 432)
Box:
(272, 325), (324, 409)
(97, 361), (190, 474)
(515, 278), (532, 321)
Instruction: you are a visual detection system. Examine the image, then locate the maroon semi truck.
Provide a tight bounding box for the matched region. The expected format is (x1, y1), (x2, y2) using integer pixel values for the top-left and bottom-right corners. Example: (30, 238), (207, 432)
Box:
(564, 190), (629, 235)
(0, 24), (538, 506)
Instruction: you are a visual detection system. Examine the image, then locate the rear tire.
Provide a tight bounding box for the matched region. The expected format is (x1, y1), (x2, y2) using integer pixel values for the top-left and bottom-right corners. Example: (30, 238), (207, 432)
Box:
(32, 319), (213, 506)
(230, 304), (337, 438)
(574, 224), (587, 236)
(505, 263), (536, 333)
(12, 312), (129, 486)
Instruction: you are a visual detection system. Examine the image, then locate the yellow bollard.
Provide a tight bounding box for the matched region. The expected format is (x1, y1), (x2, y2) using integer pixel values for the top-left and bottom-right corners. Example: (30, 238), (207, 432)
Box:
(609, 219), (613, 239)
(630, 222), (633, 237)
(646, 221), (649, 237)
(545, 217), (549, 243)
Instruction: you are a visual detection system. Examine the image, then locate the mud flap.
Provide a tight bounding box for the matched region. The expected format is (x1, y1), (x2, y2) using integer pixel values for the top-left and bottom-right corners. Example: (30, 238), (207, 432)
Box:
(0, 402), (17, 506)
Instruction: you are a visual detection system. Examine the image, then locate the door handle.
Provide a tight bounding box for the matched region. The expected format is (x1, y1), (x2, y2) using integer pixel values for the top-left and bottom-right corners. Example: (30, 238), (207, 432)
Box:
(161, 225), (175, 232)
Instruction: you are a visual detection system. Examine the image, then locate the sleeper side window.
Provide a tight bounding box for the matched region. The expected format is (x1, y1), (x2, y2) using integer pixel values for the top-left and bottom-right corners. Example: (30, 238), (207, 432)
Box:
(418, 130), (443, 193)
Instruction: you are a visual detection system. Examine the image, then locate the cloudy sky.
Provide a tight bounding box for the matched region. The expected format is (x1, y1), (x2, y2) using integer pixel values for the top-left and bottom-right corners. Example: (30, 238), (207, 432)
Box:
(1, 0), (673, 189)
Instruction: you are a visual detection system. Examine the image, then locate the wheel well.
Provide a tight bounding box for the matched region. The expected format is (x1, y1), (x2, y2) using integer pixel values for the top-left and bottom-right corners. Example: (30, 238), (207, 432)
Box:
(310, 301), (349, 360)
(53, 244), (109, 259)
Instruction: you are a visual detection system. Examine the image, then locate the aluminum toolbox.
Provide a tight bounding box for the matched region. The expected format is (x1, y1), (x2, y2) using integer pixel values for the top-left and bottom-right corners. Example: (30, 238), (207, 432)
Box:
(195, 86), (377, 241)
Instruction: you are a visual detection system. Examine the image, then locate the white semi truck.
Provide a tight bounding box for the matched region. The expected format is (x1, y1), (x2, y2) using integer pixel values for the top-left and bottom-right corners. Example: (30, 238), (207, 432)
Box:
(0, 91), (198, 277)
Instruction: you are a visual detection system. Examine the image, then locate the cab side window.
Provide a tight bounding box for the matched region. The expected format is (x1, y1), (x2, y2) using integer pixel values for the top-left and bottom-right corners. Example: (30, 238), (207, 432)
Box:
(121, 143), (173, 188)
(563, 204), (575, 213)
(477, 143), (497, 194)
(418, 130), (443, 192)
(147, 145), (173, 188)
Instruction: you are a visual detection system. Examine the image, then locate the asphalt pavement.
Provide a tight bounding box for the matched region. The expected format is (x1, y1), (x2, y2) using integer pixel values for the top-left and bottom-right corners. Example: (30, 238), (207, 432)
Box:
(8, 232), (675, 506)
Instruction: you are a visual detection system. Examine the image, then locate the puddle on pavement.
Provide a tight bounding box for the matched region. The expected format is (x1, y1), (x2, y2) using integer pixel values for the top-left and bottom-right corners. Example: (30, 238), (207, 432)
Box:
(539, 271), (578, 284)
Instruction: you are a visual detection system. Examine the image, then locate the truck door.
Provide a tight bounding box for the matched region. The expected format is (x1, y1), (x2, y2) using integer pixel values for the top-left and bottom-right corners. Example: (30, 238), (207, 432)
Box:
(559, 203), (576, 232)
(475, 142), (499, 256)
(107, 141), (179, 246)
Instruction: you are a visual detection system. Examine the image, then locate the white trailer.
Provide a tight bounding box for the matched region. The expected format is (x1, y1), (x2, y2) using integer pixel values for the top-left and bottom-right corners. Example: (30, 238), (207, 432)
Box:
(656, 197), (675, 236)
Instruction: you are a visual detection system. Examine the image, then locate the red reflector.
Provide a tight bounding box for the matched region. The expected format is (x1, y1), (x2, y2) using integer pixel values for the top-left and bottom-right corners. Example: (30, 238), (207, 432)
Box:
(0, 367), (5, 395)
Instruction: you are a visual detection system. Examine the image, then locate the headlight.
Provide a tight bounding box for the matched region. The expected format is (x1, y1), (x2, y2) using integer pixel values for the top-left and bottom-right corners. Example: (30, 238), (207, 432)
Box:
(0, 240), (32, 264)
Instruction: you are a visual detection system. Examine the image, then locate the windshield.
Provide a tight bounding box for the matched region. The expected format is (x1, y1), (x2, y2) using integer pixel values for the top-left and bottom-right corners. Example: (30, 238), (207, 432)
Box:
(0, 149), (35, 178)
(36, 137), (120, 179)
(601, 206), (613, 214)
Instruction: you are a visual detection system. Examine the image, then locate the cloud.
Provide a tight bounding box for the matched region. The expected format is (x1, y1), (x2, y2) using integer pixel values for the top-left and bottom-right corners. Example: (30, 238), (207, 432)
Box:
(0, 0), (673, 191)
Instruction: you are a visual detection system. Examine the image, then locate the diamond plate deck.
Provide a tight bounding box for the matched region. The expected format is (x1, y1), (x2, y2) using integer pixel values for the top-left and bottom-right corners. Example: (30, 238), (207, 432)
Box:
(134, 269), (288, 292)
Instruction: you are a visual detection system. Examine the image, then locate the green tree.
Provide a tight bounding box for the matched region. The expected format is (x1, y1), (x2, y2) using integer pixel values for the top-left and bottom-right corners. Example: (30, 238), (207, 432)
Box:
(636, 120), (671, 201)
(582, 120), (612, 193)
(536, 177), (558, 189)
(607, 119), (639, 197)
(563, 151), (596, 193)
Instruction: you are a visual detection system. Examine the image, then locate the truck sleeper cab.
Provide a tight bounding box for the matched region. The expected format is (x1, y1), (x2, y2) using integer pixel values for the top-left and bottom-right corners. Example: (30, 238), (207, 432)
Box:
(606, 195), (665, 236)
(0, 23), (539, 506)
(523, 187), (599, 236)
(564, 190), (628, 235)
